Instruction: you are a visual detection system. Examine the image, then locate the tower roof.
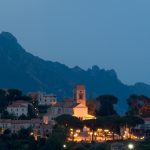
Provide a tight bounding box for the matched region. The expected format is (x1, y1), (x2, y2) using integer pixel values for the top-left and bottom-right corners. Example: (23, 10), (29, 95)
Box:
(74, 85), (85, 90)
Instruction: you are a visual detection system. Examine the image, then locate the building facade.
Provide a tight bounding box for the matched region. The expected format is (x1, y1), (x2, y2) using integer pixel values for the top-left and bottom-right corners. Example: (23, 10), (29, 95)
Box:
(38, 92), (57, 106)
(0, 119), (53, 139)
(45, 85), (95, 121)
(7, 100), (29, 117)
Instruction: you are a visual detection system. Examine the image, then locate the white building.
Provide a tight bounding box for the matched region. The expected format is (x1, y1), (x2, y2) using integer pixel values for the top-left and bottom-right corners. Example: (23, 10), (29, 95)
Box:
(38, 92), (57, 106)
(0, 119), (53, 139)
(0, 119), (40, 133)
(7, 100), (29, 117)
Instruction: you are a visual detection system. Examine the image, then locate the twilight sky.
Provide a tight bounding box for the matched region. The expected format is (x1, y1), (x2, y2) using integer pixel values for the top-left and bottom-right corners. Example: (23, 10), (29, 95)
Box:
(0, 0), (150, 85)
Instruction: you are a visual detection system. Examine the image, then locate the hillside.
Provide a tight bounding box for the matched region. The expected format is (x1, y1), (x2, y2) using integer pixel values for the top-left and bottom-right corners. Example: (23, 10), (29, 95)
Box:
(0, 31), (150, 113)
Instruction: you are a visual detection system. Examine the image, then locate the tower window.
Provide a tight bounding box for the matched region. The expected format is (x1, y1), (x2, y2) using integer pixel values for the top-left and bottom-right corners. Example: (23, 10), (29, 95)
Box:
(79, 92), (83, 99)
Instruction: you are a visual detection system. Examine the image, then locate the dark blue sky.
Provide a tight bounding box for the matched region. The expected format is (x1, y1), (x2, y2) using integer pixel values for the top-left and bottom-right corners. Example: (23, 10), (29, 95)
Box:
(0, 0), (150, 84)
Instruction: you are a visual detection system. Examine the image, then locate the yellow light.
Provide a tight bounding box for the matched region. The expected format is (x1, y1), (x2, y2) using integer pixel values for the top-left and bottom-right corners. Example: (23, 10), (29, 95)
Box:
(94, 132), (97, 136)
(76, 130), (81, 133)
(104, 129), (109, 132)
(97, 128), (102, 132)
(74, 133), (78, 137)
(70, 128), (73, 131)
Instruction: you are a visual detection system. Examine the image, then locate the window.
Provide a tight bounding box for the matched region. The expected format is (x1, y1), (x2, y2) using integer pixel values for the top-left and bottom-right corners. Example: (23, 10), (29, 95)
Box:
(79, 92), (83, 99)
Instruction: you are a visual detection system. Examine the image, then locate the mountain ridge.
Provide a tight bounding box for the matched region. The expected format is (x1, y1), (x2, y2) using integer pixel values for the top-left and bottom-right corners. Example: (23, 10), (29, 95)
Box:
(0, 31), (150, 113)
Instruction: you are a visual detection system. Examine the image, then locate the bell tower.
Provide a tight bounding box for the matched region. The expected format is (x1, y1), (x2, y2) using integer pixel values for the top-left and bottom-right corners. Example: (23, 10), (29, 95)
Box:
(74, 85), (86, 106)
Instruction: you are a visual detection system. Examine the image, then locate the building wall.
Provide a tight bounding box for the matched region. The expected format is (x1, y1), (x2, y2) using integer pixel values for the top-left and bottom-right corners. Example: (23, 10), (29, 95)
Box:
(74, 85), (86, 106)
(38, 92), (57, 106)
(73, 105), (88, 119)
(50, 107), (73, 119)
(7, 105), (28, 117)
(0, 119), (39, 133)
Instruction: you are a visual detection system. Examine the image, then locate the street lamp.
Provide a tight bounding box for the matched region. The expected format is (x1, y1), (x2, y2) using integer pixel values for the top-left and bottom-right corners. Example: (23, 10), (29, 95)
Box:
(63, 144), (67, 149)
(128, 143), (134, 150)
(30, 132), (34, 136)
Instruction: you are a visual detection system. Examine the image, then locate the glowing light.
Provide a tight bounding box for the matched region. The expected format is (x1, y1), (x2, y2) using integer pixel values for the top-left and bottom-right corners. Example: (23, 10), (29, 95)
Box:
(63, 144), (67, 149)
(128, 143), (134, 149)
(74, 133), (78, 137)
(140, 136), (145, 140)
(94, 132), (97, 136)
(97, 128), (102, 132)
(104, 129), (109, 132)
(30, 132), (34, 136)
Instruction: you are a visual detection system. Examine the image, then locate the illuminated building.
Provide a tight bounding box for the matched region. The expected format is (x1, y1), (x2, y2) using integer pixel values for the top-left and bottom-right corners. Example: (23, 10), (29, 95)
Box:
(44, 85), (95, 121)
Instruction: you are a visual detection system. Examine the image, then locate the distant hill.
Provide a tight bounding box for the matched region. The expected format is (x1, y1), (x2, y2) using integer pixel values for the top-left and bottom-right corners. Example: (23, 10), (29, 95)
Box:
(0, 31), (150, 113)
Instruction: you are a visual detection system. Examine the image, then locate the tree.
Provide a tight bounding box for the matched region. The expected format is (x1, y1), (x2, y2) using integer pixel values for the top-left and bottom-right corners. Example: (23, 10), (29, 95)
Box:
(122, 115), (144, 128)
(28, 104), (37, 119)
(18, 128), (33, 139)
(18, 114), (28, 120)
(99, 116), (122, 140)
(55, 114), (83, 142)
(3, 129), (11, 135)
(127, 95), (150, 116)
(7, 89), (22, 102)
(127, 95), (139, 115)
(121, 115), (144, 138)
(72, 144), (88, 150)
(55, 114), (83, 129)
(43, 126), (67, 150)
(0, 89), (7, 112)
(1, 110), (16, 119)
(86, 100), (97, 116)
(96, 95), (118, 116)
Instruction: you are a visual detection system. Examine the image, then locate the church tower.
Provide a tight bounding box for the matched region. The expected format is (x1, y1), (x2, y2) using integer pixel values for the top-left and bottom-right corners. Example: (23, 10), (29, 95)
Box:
(74, 85), (86, 106)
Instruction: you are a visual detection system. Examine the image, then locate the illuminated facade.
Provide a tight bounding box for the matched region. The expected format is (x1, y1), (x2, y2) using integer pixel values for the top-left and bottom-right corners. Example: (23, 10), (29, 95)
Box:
(73, 85), (95, 120)
(74, 85), (86, 106)
(46, 85), (95, 121)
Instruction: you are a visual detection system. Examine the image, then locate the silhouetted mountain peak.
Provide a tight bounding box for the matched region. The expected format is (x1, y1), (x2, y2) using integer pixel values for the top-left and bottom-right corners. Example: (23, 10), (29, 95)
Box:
(92, 65), (100, 71)
(72, 66), (84, 72)
(0, 32), (17, 43)
(0, 32), (150, 113)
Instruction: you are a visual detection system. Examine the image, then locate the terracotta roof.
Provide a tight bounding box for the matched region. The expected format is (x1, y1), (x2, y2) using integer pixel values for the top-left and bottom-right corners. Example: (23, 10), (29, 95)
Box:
(74, 85), (85, 90)
(8, 104), (26, 108)
(14, 100), (29, 104)
(7, 100), (29, 108)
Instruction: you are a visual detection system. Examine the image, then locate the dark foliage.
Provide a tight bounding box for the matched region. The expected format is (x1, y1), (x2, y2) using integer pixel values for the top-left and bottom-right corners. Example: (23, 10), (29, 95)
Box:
(96, 95), (118, 116)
